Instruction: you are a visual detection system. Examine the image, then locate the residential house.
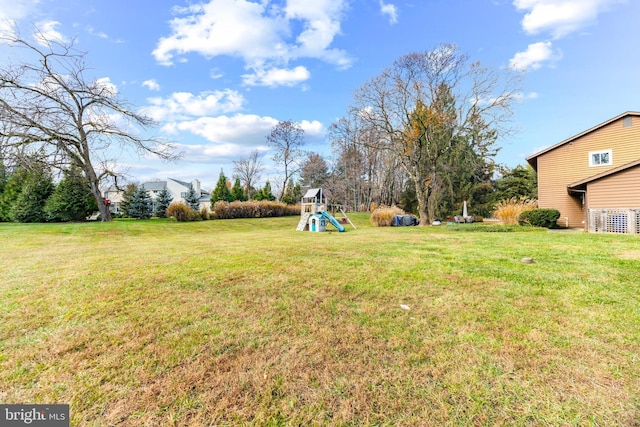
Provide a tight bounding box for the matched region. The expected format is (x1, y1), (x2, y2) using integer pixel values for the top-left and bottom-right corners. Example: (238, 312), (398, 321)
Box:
(104, 178), (211, 214)
(526, 111), (640, 234)
(103, 187), (125, 214)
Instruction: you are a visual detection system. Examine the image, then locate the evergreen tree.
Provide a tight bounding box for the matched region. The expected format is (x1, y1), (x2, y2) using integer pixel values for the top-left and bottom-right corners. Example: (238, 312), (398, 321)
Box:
(128, 186), (153, 219)
(10, 163), (55, 223)
(254, 181), (276, 201)
(184, 184), (200, 211)
(0, 158), (7, 197)
(119, 183), (139, 217)
(0, 166), (28, 222)
(492, 164), (538, 203)
(211, 170), (232, 203)
(281, 180), (301, 205)
(230, 178), (246, 202)
(154, 187), (173, 218)
(45, 167), (97, 221)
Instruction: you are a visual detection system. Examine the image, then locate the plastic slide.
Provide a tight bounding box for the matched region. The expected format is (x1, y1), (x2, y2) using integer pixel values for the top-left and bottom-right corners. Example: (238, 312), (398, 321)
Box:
(320, 211), (346, 232)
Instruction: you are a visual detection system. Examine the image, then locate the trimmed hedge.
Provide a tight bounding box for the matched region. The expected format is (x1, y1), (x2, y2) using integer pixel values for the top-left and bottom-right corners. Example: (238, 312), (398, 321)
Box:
(166, 203), (202, 222)
(518, 208), (561, 228)
(213, 200), (300, 219)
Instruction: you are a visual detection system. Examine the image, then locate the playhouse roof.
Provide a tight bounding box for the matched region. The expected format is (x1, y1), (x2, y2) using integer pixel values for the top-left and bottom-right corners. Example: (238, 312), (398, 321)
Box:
(303, 188), (322, 199)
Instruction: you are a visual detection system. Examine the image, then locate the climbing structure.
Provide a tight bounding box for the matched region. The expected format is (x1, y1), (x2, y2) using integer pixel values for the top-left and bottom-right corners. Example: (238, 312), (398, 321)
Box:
(297, 188), (346, 232)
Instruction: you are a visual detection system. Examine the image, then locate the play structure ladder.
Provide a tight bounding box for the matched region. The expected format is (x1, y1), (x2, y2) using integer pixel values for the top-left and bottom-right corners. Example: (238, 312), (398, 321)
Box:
(296, 212), (311, 231)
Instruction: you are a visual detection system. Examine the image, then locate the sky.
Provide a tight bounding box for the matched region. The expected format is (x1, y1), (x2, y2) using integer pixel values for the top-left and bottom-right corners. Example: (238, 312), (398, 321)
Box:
(1, 0), (640, 191)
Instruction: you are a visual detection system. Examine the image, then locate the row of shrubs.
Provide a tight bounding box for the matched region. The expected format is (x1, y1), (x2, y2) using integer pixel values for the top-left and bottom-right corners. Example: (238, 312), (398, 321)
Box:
(212, 200), (300, 219)
(166, 203), (210, 221)
(164, 200), (301, 221)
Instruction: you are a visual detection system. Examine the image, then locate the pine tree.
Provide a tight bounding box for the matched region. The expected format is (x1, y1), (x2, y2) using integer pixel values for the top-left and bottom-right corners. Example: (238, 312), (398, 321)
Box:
(155, 187), (173, 218)
(10, 163), (55, 223)
(0, 166), (28, 222)
(45, 167), (97, 221)
(119, 183), (139, 217)
(230, 178), (246, 202)
(281, 180), (301, 205)
(211, 170), (232, 203)
(128, 186), (153, 219)
(184, 184), (200, 211)
(0, 158), (7, 196)
(254, 181), (276, 201)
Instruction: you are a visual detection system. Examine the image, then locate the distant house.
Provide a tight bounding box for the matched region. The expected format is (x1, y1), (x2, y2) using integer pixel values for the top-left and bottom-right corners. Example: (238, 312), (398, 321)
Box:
(104, 178), (211, 214)
(103, 187), (125, 214)
(526, 112), (640, 234)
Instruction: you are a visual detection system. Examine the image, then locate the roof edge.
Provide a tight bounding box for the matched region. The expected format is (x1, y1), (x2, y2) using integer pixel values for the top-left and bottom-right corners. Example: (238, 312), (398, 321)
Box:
(526, 111), (640, 163)
(567, 158), (640, 189)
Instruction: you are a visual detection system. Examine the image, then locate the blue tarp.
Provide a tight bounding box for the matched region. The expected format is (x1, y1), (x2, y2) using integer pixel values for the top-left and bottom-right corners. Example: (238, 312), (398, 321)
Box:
(392, 215), (418, 226)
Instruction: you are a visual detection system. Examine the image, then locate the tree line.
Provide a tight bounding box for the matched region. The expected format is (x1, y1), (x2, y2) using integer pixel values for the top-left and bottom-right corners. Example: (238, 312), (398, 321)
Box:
(0, 30), (535, 224)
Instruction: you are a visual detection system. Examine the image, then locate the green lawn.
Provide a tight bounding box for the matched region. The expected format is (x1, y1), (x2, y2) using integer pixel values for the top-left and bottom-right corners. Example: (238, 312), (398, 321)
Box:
(0, 215), (638, 426)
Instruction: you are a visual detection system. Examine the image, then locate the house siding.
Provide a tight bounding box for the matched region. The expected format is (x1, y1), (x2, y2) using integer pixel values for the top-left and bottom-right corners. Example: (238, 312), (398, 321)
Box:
(535, 115), (640, 228)
(587, 165), (640, 208)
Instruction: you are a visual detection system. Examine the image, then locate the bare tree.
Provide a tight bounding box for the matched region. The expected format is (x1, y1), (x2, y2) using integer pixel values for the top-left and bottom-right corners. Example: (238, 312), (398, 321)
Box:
(353, 44), (521, 224)
(266, 120), (305, 201)
(299, 152), (329, 189)
(0, 33), (175, 221)
(232, 149), (263, 200)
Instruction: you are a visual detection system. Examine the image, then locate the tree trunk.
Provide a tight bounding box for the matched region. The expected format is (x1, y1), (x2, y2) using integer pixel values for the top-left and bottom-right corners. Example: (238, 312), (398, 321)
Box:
(84, 164), (112, 222)
(414, 177), (429, 226)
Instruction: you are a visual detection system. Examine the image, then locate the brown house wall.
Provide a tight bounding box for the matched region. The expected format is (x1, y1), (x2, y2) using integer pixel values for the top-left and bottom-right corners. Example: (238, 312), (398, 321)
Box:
(587, 165), (640, 208)
(536, 116), (640, 227)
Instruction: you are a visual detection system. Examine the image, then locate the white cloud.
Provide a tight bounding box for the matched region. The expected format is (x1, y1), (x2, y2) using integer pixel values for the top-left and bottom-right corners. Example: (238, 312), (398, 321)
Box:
(142, 79), (161, 91)
(152, 0), (352, 86)
(209, 68), (224, 79)
(171, 142), (270, 163)
(86, 26), (109, 39)
(513, 0), (623, 39)
(509, 41), (562, 70)
(299, 119), (324, 136)
(242, 65), (311, 87)
(95, 77), (118, 96)
(144, 89), (245, 121)
(164, 114), (279, 145)
(514, 91), (539, 102)
(33, 20), (68, 46)
(0, 0), (34, 37)
(379, 1), (399, 24)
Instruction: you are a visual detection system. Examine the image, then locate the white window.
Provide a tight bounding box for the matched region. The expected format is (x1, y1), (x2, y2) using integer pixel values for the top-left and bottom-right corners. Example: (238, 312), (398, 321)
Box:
(589, 149), (612, 167)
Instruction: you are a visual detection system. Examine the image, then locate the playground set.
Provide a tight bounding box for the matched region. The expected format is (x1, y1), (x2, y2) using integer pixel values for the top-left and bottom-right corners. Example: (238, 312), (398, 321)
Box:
(296, 188), (356, 232)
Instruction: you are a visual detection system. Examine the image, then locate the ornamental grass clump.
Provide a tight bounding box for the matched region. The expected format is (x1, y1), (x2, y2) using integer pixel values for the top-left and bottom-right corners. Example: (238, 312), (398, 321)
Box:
(370, 205), (405, 227)
(493, 197), (537, 225)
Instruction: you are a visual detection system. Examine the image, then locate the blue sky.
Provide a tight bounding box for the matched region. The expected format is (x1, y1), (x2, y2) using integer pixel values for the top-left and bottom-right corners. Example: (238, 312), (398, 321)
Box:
(2, 0), (639, 191)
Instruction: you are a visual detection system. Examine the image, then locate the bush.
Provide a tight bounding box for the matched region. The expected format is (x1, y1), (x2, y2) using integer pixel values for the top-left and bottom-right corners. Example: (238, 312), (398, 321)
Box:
(166, 203), (201, 222)
(518, 208), (561, 228)
(493, 197), (537, 225)
(212, 200), (300, 219)
(199, 207), (211, 220)
(370, 205), (405, 227)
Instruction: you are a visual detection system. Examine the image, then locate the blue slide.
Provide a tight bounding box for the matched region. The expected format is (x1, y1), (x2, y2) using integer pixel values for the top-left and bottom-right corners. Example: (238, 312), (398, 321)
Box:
(320, 211), (346, 232)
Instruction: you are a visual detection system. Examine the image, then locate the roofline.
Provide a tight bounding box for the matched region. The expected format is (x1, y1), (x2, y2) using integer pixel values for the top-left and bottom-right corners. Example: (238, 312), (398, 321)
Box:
(526, 111), (640, 168)
(567, 158), (640, 189)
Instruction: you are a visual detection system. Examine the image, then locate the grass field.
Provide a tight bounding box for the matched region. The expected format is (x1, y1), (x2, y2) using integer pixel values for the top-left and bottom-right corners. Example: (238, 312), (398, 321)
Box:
(0, 215), (638, 426)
